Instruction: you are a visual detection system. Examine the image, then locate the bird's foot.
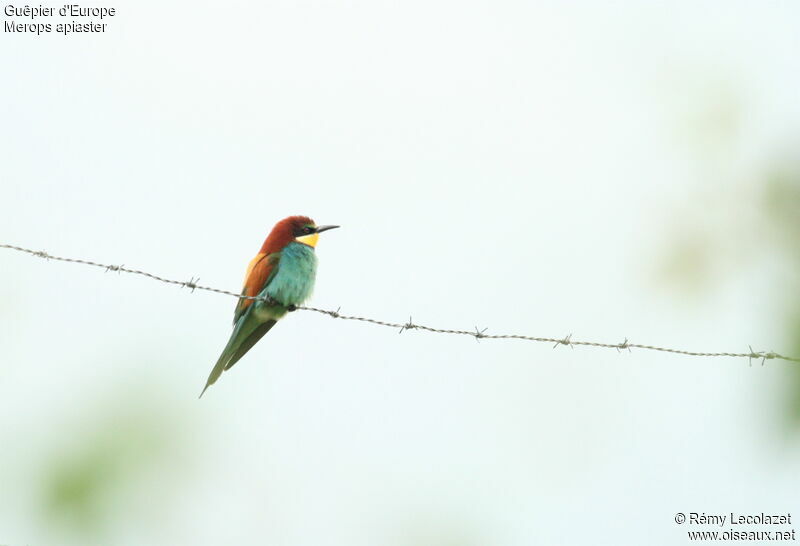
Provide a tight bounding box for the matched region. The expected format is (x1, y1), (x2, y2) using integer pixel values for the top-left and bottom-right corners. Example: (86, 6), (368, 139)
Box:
(286, 304), (297, 312)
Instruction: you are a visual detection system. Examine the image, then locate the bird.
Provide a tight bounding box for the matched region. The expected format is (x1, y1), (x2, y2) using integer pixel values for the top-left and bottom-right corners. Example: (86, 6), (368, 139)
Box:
(200, 215), (339, 397)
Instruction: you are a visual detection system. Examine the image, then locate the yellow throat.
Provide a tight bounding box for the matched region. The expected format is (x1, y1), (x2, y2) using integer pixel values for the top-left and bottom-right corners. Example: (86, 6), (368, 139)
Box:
(295, 232), (319, 248)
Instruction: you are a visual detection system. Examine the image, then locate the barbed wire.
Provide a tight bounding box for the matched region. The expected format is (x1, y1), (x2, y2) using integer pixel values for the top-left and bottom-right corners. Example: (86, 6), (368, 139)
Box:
(2, 242), (798, 365)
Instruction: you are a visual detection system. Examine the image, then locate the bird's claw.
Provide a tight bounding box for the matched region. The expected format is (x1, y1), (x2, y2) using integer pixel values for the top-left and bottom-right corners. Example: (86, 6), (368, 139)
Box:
(286, 304), (297, 312)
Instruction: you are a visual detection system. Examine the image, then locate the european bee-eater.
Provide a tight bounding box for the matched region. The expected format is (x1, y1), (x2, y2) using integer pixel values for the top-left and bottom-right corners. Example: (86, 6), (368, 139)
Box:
(200, 216), (339, 397)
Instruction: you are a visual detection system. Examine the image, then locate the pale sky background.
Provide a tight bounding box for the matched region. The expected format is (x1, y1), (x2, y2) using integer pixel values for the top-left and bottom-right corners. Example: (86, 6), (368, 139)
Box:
(2, 2), (800, 545)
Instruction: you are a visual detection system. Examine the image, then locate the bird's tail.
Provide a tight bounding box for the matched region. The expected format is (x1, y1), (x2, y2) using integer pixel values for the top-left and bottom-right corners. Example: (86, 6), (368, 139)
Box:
(199, 354), (229, 398)
(199, 314), (278, 398)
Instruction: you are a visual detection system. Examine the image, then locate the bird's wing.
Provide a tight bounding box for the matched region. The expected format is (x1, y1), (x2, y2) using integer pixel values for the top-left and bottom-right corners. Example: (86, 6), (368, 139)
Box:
(233, 252), (280, 324)
(201, 251), (283, 397)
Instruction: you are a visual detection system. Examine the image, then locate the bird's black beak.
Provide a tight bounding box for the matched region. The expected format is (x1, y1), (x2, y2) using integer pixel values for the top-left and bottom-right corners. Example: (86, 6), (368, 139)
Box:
(315, 225), (340, 233)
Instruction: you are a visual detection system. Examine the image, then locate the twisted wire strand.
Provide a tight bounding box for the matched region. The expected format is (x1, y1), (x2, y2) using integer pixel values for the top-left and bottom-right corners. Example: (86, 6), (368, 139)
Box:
(2, 243), (798, 364)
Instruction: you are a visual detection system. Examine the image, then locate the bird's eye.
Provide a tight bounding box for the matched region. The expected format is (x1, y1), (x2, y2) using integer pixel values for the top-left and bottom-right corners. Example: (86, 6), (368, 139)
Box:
(303, 226), (314, 234)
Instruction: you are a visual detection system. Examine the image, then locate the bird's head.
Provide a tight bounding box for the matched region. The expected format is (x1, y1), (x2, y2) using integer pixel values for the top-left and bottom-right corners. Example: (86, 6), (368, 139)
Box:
(262, 215), (339, 253)
(291, 218), (340, 248)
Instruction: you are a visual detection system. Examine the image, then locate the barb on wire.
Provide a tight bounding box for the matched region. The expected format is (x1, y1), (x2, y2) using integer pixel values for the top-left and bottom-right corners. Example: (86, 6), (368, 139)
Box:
(553, 333), (573, 350)
(399, 316), (417, 334)
(3, 242), (800, 365)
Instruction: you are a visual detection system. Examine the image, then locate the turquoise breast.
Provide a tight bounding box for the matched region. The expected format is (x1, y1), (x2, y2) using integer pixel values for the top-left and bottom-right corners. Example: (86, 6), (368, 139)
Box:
(264, 242), (318, 305)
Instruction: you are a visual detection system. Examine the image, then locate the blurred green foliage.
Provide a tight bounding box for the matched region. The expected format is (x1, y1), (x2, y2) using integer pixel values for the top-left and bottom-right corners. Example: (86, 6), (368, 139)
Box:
(658, 72), (800, 432)
(764, 159), (800, 245)
(764, 157), (800, 428)
(39, 396), (178, 539)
